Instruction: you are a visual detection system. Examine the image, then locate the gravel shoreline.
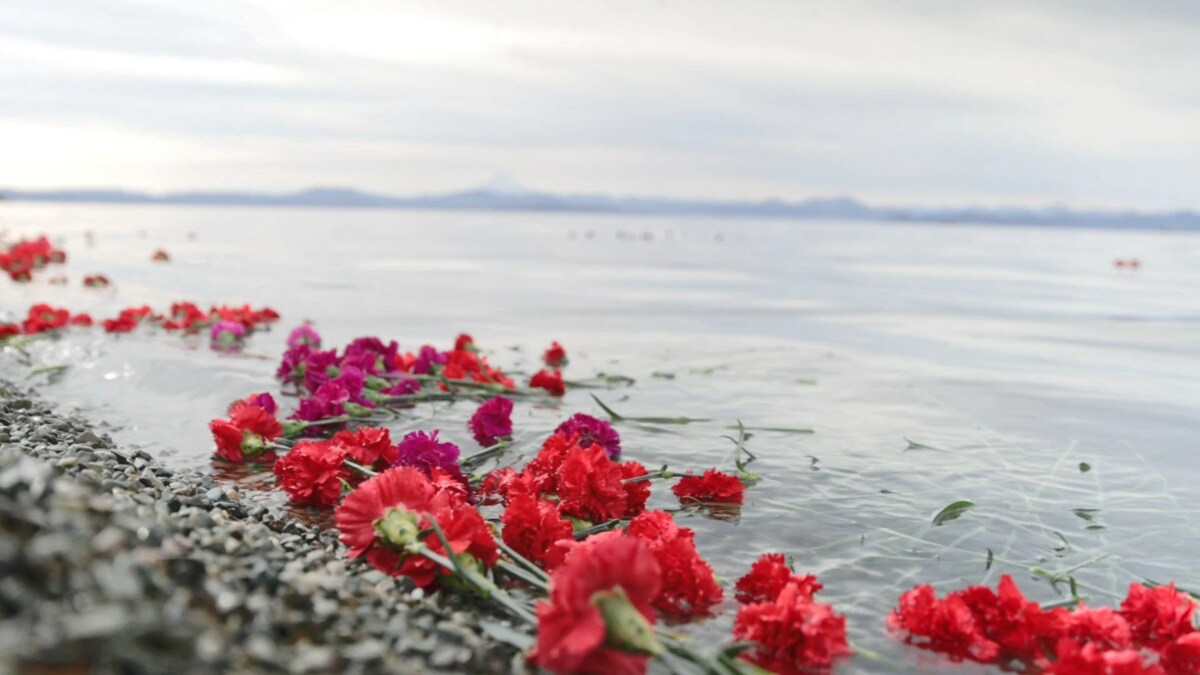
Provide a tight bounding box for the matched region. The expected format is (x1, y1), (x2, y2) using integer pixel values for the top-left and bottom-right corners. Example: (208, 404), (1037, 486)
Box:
(0, 380), (524, 674)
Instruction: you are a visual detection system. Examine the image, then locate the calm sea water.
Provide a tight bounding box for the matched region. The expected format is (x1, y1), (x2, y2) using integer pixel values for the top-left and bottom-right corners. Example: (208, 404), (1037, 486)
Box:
(2, 203), (1199, 672)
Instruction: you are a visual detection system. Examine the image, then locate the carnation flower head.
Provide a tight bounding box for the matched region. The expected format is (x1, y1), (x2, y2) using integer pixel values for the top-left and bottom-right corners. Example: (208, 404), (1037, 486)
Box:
(627, 511), (723, 618)
(554, 444), (630, 524)
(210, 320), (246, 349)
(209, 404), (283, 463)
(532, 532), (663, 675)
(735, 553), (823, 605)
(276, 343), (313, 381)
(273, 440), (350, 507)
(343, 336), (399, 373)
(542, 341), (568, 368)
(228, 392), (278, 417)
(554, 413), (621, 460)
(412, 345), (447, 375)
(381, 377), (421, 396)
(395, 430), (466, 485)
(1042, 638), (1160, 675)
(302, 349), (340, 393)
(501, 492), (574, 568)
(332, 426), (397, 468)
(1161, 633), (1200, 674)
(888, 584), (1001, 663)
(734, 581), (852, 673)
(286, 323), (321, 350)
(530, 369), (565, 396)
(673, 469), (745, 507)
(1119, 582), (1197, 649)
(469, 396), (514, 447)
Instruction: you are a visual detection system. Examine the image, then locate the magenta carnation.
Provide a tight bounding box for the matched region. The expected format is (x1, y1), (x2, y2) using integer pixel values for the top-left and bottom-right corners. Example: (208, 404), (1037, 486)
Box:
(276, 343), (312, 381)
(286, 323), (321, 350)
(395, 430), (466, 484)
(554, 413), (622, 460)
(468, 396), (514, 447)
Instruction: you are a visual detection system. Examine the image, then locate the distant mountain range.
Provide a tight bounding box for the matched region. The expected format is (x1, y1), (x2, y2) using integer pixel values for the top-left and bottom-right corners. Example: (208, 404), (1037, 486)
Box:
(2, 184), (1198, 230)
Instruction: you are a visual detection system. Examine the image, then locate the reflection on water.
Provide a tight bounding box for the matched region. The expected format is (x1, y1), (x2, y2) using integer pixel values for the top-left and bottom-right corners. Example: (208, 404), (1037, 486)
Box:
(2, 203), (1199, 672)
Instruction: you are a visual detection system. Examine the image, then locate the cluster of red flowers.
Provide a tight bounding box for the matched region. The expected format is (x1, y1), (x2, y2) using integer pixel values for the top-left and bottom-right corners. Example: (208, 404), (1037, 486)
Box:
(889, 575), (1199, 673)
(0, 236), (66, 282)
(528, 340), (569, 396)
(1, 304), (93, 337)
(673, 468), (746, 507)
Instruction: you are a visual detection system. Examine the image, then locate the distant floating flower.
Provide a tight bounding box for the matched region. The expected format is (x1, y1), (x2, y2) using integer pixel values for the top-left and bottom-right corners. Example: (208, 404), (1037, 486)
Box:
(83, 274), (110, 288)
(151, 249), (170, 262)
(286, 323), (322, 350)
(542, 341), (568, 368)
(673, 469), (745, 507)
(210, 320), (246, 350)
(530, 369), (565, 396)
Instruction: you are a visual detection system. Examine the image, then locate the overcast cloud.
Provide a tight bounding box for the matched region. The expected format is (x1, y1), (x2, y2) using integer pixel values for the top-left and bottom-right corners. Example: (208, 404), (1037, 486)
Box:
(2, 0), (1198, 208)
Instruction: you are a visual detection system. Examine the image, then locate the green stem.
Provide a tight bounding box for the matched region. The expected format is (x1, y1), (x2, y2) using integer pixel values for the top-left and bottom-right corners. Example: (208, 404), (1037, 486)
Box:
(497, 541), (551, 582)
(423, 520), (538, 625)
(344, 460), (378, 478)
(573, 519), (623, 539)
(460, 441), (512, 469)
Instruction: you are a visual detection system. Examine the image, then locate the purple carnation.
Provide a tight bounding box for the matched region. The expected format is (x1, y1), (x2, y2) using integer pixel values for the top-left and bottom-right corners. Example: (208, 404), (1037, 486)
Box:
(468, 396), (513, 447)
(382, 378), (421, 396)
(210, 320), (246, 341)
(286, 323), (322, 350)
(302, 349), (340, 393)
(338, 350), (378, 375)
(344, 337), (400, 373)
(276, 344), (312, 382)
(411, 345), (447, 375)
(395, 430), (464, 483)
(555, 413), (622, 460)
(246, 392), (278, 415)
(328, 367), (375, 408)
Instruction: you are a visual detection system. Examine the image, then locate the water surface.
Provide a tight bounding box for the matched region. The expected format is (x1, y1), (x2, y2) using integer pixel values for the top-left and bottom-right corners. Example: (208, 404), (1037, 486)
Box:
(2, 203), (1198, 672)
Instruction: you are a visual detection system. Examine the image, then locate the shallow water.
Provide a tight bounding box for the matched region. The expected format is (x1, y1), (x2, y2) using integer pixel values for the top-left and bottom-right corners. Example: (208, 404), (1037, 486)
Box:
(2, 203), (1199, 672)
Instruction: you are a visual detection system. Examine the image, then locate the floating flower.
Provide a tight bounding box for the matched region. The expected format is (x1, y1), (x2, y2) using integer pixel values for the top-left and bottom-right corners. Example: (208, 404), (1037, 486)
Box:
(618, 461), (651, 518)
(532, 532), (663, 675)
(210, 320), (246, 350)
(228, 392), (278, 417)
(627, 511), (723, 618)
(468, 396), (514, 447)
(69, 313), (93, 327)
(501, 492), (574, 567)
(733, 580), (852, 673)
(0, 324), (18, 340)
(543, 341), (568, 368)
(151, 248), (170, 262)
(209, 403), (283, 463)
(555, 413), (621, 460)
(673, 469), (745, 507)
(530, 369), (565, 396)
(273, 440), (350, 507)
(1162, 633), (1200, 674)
(1042, 639), (1158, 674)
(83, 274), (110, 288)
(287, 323), (322, 350)
(735, 553), (823, 605)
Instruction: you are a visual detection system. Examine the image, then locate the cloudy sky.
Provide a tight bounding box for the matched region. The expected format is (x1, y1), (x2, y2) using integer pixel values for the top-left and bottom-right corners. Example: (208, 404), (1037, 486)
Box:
(2, 1), (1198, 208)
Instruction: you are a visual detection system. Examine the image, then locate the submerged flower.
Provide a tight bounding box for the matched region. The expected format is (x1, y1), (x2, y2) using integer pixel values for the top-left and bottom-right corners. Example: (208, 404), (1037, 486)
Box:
(554, 413), (621, 460)
(627, 511), (723, 618)
(542, 341), (568, 368)
(501, 492), (574, 568)
(273, 440), (350, 507)
(532, 532), (663, 675)
(733, 581), (852, 673)
(468, 396), (514, 447)
(530, 369), (565, 396)
(735, 553), (823, 605)
(673, 469), (745, 507)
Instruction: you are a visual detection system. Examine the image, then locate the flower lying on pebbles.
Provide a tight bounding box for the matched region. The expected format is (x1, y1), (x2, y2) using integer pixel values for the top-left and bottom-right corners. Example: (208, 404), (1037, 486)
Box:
(273, 440), (350, 507)
(209, 401), (283, 463)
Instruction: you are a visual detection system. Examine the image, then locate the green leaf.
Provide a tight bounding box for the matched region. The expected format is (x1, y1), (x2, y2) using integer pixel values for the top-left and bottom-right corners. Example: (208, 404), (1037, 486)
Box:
(1078, 462), (1092, 473)
(904, 437), (950, 453)
(986, 548), (994, 570)
(589, 394), (625, 421)
(726, 424), (814, 434)
(932, 500), (975, 526)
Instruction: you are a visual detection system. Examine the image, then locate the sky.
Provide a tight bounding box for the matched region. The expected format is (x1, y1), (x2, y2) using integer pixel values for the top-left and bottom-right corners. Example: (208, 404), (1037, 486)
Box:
(2, 0), (1199, 209)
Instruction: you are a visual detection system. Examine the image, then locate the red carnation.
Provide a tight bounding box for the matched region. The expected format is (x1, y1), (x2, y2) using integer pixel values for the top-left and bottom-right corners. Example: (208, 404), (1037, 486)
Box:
(888, 584), (1001, 662)
(542, 341), (568, 368)
(555, 444), (629, 524)
(1042, 639), (1160, 675)
(627, 511), (722, 618)
(1062, 605), (1134, 652)
(0, 324), (18, 340)
(209, 404), (283, 463)
(69, 313), (94, 327)
(1119, 583), (1197, 649)
(501, 492), (574, 567)
(673, 469), (744, 506)
(530, 369), (565, 396)
(733, 581), (852, 672)
(332, 426), (397, 469)
(1162, 633), (1200, 674)
(273, 440), (350, 507)
(454, 333), (475, 351)
(531, 532), (663, 675)
(520, 432), (578, 495)
(735, 553), (823, 605)
(334, 467), (496, 588)
(618, 461), (651, 518)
